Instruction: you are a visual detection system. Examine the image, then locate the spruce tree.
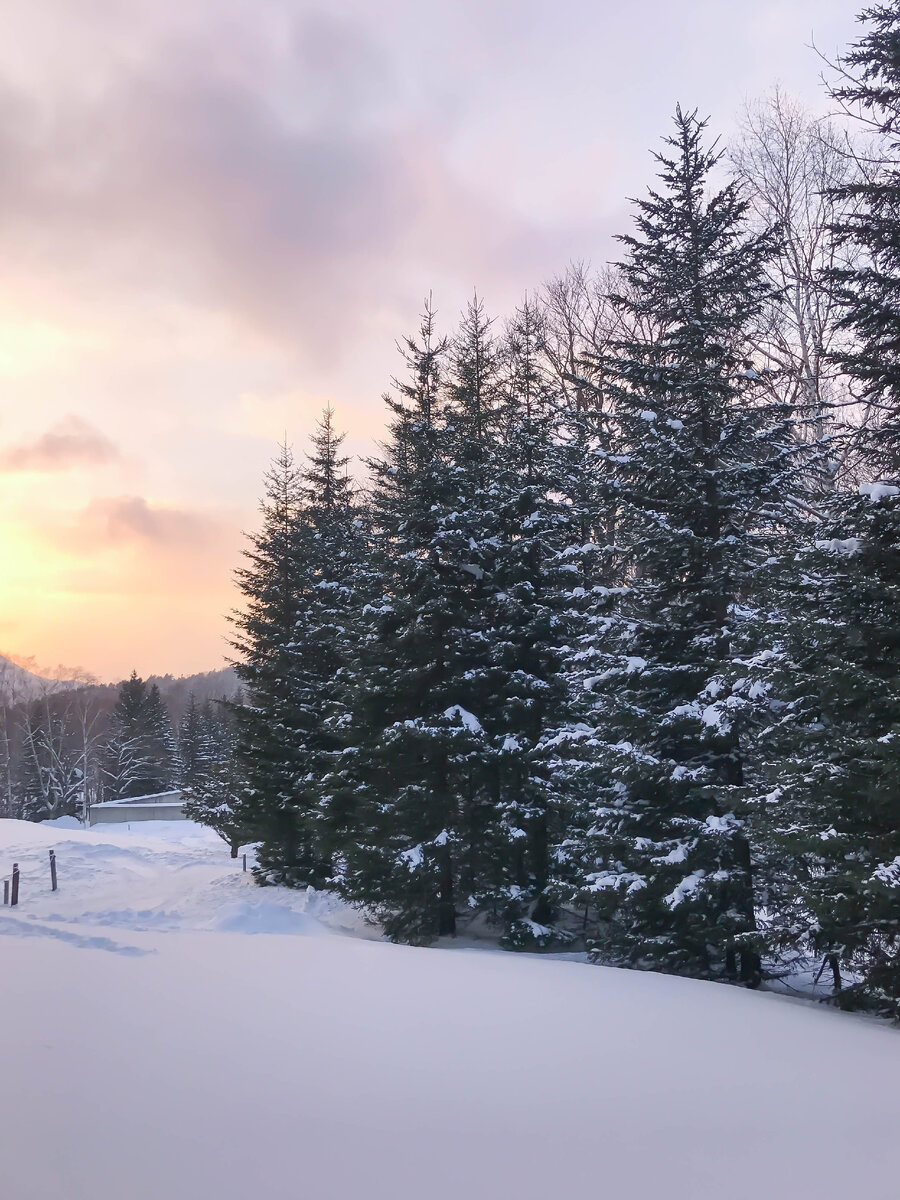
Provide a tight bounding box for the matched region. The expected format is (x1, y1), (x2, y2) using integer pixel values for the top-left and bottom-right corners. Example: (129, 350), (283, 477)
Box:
(232, 442), (325, 883)
(747, 5), (900, 1012)
(235, 416), (361, 885)
(182, 703), (251, 856)
(104, 672), (178, 798)
(295, 407), (363, 870)
(178, 694), (208, 788)
(478, 298), (575, 944)
(335, 300), (487, 942)
(563, 109), (797, 983)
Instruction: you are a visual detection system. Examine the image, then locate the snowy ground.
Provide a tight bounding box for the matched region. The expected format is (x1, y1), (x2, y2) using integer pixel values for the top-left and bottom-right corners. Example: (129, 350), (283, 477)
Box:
(1, 819), (898, 1200)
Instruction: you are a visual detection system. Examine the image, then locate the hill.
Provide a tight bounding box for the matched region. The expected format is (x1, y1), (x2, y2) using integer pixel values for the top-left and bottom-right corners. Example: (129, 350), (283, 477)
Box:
(0, 816), (897, 1200)
(0, 657), (239, 718)
(0, 654), (74, 705)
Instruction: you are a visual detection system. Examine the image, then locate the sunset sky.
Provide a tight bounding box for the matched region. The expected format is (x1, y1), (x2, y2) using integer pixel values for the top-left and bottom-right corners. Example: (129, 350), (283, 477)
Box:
(0, 0), (859, 682)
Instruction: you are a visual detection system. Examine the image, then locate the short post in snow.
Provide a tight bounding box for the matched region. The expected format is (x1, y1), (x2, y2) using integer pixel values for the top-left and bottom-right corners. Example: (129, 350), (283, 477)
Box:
(242, 853), (247, 873)
(10, 863), (19, 907)
(49, 850), (58, 892)
(2, 878), (8, 905)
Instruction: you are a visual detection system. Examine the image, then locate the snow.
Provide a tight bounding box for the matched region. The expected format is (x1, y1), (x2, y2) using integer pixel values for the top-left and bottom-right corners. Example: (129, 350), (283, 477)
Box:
(400, 844), (424, 870)
(664, 869), (705, 907)
(443, 704), (483, 732)
(859, 481), (900, 502)
(1, 817), (899, 1200)
(816, 536), (863, 556)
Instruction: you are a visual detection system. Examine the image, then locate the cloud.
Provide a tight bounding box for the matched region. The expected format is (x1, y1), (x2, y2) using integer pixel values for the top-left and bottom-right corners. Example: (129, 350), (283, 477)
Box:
(0, 415), (121, 472)
(76, 495), (229, 551)
(0, 6), (594, 364)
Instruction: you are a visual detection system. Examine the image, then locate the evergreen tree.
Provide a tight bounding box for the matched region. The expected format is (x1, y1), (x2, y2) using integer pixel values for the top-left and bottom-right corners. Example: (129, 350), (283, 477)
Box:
(232, 443), (316, 879)
(296, 407), (364, 870)
(561, 109), (798, 983)
(233, 418), (361, 886)
(104, 672), (178, 799)
(830, 1), (900, 475)
(747, 5), (900, 1012)
(182, 703), (251, 856)
(334, 300), (485, 942)
(478, 299), (576, 944)
(178, 694), (208, 788)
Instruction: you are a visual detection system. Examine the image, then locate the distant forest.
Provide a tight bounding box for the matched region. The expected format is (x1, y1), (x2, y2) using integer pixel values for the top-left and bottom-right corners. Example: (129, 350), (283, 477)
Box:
(0, 659), (239, 819)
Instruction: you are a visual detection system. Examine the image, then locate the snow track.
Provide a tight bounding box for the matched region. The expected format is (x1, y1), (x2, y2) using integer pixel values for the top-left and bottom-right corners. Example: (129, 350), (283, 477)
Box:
(0, 818), (898, 1200)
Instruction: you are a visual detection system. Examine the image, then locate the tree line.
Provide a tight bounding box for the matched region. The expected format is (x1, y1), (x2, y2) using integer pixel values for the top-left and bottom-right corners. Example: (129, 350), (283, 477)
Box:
(216, 7), (900, 1015)
(0, 666), (237, 822)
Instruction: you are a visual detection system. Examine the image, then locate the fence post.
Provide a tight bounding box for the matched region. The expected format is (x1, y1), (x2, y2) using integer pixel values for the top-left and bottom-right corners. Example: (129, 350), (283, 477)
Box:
(242, 853), (247, 873)
(10, 863), (19, 906)
(2, 879), (7, 905)
(49, 850), (57, 892)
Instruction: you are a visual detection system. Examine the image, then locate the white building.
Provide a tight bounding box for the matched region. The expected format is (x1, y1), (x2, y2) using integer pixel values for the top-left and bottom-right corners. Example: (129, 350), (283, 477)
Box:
(89, 790), (185, 825)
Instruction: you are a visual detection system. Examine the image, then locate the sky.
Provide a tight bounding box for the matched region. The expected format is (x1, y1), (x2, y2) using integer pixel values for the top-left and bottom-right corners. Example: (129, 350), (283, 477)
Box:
(0, 0), (861, 682)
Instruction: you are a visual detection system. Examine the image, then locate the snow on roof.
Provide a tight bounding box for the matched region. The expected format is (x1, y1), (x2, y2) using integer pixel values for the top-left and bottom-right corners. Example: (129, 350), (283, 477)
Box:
(92, 790), (183, 809)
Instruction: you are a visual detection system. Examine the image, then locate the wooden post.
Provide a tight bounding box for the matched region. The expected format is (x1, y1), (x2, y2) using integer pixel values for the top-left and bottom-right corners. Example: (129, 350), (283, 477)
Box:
(2, 879), (8, 905)
(10, 863), (19, 906)
(242, 853), (247, 873)
(49, 850), (57, 892)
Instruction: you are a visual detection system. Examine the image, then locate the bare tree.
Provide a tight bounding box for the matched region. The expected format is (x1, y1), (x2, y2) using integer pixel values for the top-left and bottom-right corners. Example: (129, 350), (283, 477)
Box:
(731, 87), (862, 483)
(17, 675), (104, 822)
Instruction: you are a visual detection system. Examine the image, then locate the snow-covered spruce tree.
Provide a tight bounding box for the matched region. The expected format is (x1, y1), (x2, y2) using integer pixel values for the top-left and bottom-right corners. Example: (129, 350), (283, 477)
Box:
(563, 108), (798, 984)
(744, 7), (900, 1013)
(335, 300), (494, 942)
(477, 298), (578, 946)
(103, 673), (179, 799)
(427, 296), (509, 929)
(178, 694), (209, 788)
(182, 703), (251, 857)
(233, 420), (359, 886)
(231, 442), (326, 884)
(741, 504), (900, 1010)
(296, 406), (364, 869)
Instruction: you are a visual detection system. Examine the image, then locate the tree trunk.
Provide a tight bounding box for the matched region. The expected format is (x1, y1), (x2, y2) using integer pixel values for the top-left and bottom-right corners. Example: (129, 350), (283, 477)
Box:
(438, 851), (456, 936)
(829, 953), (842, 994)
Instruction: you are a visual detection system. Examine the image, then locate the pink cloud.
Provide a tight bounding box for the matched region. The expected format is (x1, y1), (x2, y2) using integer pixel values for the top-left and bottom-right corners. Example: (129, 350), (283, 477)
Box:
(0, 415), (121, 472)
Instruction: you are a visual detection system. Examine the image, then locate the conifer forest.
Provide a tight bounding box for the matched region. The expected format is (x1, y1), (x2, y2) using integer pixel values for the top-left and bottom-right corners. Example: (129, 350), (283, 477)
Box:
(216, 10), (900, 1016)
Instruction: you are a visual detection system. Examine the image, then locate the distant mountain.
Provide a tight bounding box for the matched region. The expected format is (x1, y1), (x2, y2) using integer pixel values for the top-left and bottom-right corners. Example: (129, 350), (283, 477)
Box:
(0, 655), (76, 705)
(145, 667), (241, 724)
(0, 656), (241, 716)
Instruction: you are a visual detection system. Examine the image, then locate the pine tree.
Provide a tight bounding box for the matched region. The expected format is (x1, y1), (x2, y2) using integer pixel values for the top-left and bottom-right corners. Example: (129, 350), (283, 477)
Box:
(104, 672), (178, 799)
(233, 415), (361, 886)
(746, 5), (900, 1012)
(562, 109), (798, 983)
(178, 694), (208, 788)
(232, 442), (320, 881)
(477, 298), (576, 945)
(182, 703), (251, 856)
(295, 407), (363, 870)
(335, 300), (487, 942)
